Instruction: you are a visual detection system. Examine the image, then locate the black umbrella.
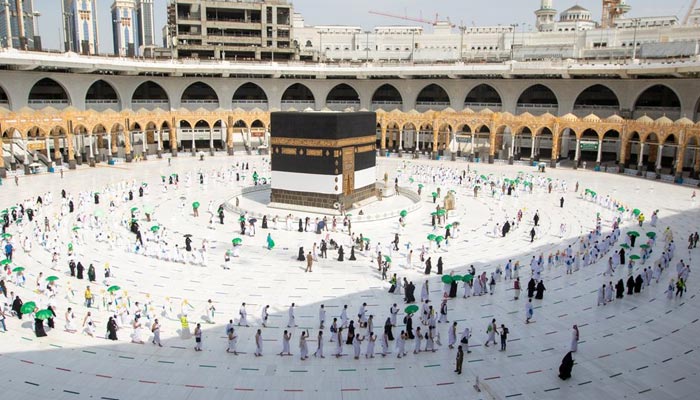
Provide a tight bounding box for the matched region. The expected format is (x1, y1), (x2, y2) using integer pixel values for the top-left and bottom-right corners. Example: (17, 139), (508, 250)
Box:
(183, 234), (193, 238)
(249, 218), (258, 224)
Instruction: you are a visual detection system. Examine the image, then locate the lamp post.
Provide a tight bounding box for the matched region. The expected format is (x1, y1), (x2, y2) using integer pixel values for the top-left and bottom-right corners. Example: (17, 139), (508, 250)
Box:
(510, 23), (519, 61)
(365, 30), (370, 61)
(631, 18), (640, 60)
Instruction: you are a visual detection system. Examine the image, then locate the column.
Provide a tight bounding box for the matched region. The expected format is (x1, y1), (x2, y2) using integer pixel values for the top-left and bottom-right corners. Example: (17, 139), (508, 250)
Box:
(488, 124), (496, 164)
(530, 137), (536, 159)
(596, 139), (603, 165)
(226, 125), (234, 155)
(675, 145), (686, 180)
(108, 134), (114, 160)
(45, 137), (50, 160)
(142, 131), (147, 159)
(171, 120), (179, 156)
(209, 128), (215, 155)
(655, 144), (663, 172)
(88, 135), (94, 163)
(0, 141), (5, 177)
(398, 129), (403, 151)
(156, 130), (163, 158)
(67, 133), (76, 169)
(53, 136), (61, 164)
(574, 138), (581, 169)
(693, 149), (700, 179)
(380, 124), (387, 150)
(432, 126), (439, 159)
(124, 132), (133, 162)
(191, 129), (196, 155)
(94, 136), (100, 162)
(637, 142), (645, 175)
(508, 134), (515, 164)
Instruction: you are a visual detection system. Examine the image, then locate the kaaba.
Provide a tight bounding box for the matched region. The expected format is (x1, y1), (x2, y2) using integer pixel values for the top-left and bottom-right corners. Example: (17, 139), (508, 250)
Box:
(270, 112), (377, 210)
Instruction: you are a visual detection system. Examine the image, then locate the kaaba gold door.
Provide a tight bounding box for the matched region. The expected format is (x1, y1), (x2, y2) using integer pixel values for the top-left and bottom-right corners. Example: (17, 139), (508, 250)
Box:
(342, 147), (355, 195)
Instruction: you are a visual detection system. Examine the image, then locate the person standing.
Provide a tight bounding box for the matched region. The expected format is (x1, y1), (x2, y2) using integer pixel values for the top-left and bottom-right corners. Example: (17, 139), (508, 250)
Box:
(319, 304), (326, 329)
(499, 324), (509, 351)
(261, 305), (269, 327)
(288, 303), (297, 327)
(300, 330), (309, 360)
(448, 321), (457, 349)
(84, 286), (93, 308)
(514, 278), (521, 300)
(279, 330), (292, 356)
(226, 327), (238, 355)
(255, 329), (263, 357)
(455, 345), (464, 375)
(305, 252), (313, 272)
(530, 227), (536, 243)
(525, 299), (534, 323)
(194, 323), (202, 351)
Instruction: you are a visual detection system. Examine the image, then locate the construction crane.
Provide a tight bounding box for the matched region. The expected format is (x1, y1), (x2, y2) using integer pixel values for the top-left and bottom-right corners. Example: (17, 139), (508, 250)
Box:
(368, 10), (455, 27)
(601, 0), (631, 28)
(682, 0), (698, 24)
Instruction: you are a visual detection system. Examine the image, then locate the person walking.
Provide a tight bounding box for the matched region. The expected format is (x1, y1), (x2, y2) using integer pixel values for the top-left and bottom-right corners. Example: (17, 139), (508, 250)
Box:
(255, 329), (263, 357)
(455, 345), (464, 375)
(570, 325), (579, 352)
(313, 330), (325, 358)
(484, 319), (497, 347)
(151, 319), (162, 347)
(525, 299), (534, 324)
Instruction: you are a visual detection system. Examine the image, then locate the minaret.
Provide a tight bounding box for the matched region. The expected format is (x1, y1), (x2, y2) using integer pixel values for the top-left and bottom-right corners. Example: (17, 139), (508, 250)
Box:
(535, 0), (557, 31)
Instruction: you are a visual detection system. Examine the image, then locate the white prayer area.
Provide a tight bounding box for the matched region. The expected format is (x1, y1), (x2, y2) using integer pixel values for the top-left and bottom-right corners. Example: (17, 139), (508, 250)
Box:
(0, 153), (697, 400)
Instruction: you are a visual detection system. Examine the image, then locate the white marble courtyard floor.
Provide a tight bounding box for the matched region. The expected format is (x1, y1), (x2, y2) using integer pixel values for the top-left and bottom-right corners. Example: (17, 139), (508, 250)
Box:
(0, 154), (698, 400)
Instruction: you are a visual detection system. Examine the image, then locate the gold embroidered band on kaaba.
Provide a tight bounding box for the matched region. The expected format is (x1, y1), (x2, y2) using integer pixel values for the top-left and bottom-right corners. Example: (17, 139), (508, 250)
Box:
(270, 135), (376, 148)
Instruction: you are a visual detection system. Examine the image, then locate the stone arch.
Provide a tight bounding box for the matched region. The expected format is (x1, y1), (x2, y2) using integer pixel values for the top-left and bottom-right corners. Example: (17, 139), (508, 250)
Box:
(415, 83), (450, 110)
(85, 79), (121, 110)
(0, 83), (12, 109)
(131, 81), (170, 109)
(181, 82), (219, 107)
(633, 84), (681, 119)
(325, 83), (360, 109)
(28, 77), (71, 108)
(371, 84), (403, 111)
(280, 83), (315, 108)
(573, 84), (620, 113)
(232, 82), (269, 110)
(516, 84), (558, 115)
(464, 84), (502, 110)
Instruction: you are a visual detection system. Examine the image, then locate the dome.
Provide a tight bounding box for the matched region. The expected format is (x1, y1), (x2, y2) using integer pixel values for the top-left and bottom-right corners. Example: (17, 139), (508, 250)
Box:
(479, 108), (494, 115)
(560, 113), (578, 122)
(655, 116), (673, 125)
(606, 114), (625, 123)
(675, 117), (694, 126)
(461, 107), (475, 114)
(442, 107), (456, 113)
(582, 113), (600, 122)
(540, 112), (556, 119)
(636, 115), (654, 124)
(560, 5), (592, 22)
(518, 111), (535, 119)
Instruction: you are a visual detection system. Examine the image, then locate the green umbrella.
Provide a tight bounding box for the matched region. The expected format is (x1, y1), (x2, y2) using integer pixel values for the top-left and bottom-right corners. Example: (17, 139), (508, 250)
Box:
(150, 225), (160, 232)
(362, 237), (370, 242)
(384, 255), (392, 263)
(46, 276), (59, 282)
(405, 305), (419, 314)
(431, 192), (438, 198)
(640, 244), (650, 249)
(72, 226), (81, 231)
(452, 275), (463, 282)
(445, 224), (453, 230)
(462, 274), (474, 282)
(1, 233), (12, 239)
(620, 244), (630, 249)
(435, 236), (445, 243)
(0, 259), (11, 265)
(418, 184), (424, 189)
(12, 266), (24, 272)
(427, 234), (436, 241)
(409, 178), (414, 183)
(192, 202), (200, 209)
(239, 216), (246, 222)
(130, 207), (139, 213)
(345, 213), (353, 217)
(430, 211), (438, 216)
(9, 206), (17, 210)
(35, 309), (53, 320)
(441, 275), (453, 284)
(20, 302), (37, 314)
(646, 232), (656, 238)
(628, 231), (640, 237)
(400, 210), (408, 217)
(617, 207), (625, 212)
(0, 209), (7, 215)
(232, 238), (243, 245)
(107, 285), (121, 292)
(629, 255), (640, 260)
(632, 209), (641, 216)
(93, 209), (105, 218)
(436, 209), (446, 216)
(480, 175), (488, 181)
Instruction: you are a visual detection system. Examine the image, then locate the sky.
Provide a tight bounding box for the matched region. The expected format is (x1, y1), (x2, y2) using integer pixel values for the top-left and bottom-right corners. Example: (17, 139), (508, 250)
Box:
(35, 0), (694, 53)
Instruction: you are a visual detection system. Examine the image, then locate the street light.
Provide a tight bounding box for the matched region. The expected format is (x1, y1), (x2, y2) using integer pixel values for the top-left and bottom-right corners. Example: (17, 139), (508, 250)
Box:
(510, 23), (519, 61)
(364, 30), (370, 61)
